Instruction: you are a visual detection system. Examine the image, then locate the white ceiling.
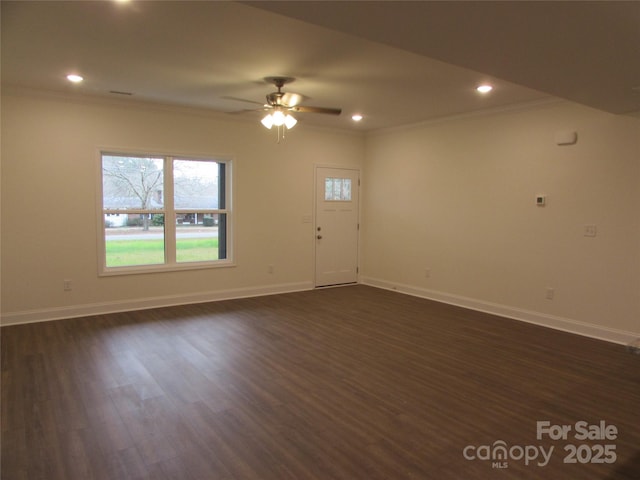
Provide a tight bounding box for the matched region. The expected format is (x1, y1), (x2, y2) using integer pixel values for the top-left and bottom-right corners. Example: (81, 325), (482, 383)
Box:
(2, 1), (639, 132)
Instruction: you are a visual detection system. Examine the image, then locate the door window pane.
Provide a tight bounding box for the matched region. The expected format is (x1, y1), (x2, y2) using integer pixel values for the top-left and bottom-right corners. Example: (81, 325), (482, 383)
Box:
(325, 178), (352, 201)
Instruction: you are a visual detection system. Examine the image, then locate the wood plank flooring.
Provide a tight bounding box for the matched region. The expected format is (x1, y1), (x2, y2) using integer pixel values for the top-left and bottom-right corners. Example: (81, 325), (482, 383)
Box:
(2, 285), (639, 479)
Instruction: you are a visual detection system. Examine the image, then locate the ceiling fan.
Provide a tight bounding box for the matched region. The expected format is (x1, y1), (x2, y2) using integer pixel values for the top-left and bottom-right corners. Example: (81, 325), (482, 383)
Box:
(261, 76), (342, 116)
(228, 77), (342, 131)
(227, 77), (342, 142)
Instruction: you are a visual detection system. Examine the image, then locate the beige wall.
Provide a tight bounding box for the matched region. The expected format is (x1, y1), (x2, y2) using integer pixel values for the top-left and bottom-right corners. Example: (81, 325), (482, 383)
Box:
(361, 101), (640, 340)
(0, 90), (364, 322)
(2, 91), (639, 342)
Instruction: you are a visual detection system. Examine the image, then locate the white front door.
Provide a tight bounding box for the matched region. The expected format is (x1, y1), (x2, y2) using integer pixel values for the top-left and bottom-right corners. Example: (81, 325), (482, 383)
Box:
(315, 167), (360, 287)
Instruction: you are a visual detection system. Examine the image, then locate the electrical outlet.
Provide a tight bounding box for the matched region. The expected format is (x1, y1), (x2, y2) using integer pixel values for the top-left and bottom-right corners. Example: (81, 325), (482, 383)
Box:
(267, 265), (274, 274)
(584, 224), (597, 237)
(63, 280), (72, 291)
(424, 268), (431, 278)
(545, 287), (554, 300)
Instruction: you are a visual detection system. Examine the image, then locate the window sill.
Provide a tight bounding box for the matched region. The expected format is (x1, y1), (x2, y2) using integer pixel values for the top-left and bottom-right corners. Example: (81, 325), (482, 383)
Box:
(99, 260), (236, 277)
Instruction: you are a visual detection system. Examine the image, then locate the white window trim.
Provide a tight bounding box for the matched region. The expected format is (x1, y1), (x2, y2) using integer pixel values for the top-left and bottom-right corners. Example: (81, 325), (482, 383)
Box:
(96, 149), (235, 276)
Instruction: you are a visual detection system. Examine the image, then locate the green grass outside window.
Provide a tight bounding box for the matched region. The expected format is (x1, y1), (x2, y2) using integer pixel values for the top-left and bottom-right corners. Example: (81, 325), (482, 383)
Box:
(106, 238), (219, 267)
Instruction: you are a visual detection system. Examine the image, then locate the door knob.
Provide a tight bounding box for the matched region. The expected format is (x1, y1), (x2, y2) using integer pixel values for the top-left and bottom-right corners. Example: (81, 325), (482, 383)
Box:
(317, 235), (322, 239)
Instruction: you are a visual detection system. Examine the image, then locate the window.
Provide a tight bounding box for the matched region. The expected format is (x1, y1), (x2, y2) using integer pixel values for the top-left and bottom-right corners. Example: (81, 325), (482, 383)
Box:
(325, 177), (352, 201)
(99, 152), (232, 274)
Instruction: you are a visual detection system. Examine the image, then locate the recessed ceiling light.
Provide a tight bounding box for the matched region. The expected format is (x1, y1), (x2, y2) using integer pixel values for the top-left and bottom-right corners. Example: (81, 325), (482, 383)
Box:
(476, 84), (493, 94)
(351, 114), (363, 122)
(66, 74), (84, 83)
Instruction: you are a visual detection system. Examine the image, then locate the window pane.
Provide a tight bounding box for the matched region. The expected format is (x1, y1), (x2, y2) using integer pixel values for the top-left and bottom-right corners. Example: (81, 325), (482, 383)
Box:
(333, 179), (341, 199)
(104, 215), (165, 267)
(324, 178), (352, 201)
(325, 178), (334, 200)
(174, 160), (219, 209)
(176, 213), (222, 263)
(102, 155), (164, 210)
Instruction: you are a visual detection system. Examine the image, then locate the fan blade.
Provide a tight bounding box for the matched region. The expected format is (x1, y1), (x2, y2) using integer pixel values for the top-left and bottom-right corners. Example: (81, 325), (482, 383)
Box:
(292, 106), (342, 115)
(226, 107), (269, 115)
(220, 96), (265, 106)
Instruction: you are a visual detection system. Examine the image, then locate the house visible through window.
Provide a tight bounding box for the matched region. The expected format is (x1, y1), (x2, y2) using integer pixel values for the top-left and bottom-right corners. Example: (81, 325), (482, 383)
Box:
(100, 152), (231, 273)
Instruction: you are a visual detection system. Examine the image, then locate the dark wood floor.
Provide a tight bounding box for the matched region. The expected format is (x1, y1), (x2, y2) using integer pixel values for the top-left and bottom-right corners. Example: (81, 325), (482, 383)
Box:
(2, 285), (639, 479)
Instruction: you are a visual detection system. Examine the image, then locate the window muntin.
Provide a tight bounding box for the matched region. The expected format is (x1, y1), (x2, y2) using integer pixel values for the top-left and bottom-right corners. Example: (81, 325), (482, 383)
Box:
(100, 152), (231, 274)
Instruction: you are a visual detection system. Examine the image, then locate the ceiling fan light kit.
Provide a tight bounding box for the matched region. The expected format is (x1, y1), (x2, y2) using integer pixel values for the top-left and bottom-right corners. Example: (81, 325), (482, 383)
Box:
(261, 109), (297, 130)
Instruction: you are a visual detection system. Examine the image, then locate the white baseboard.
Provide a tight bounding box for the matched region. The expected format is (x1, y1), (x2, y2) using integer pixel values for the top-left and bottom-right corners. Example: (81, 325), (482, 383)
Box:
(360, 276), (638, 346)
(0, 281), (314, 326)
(4, 278), (637, 347)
